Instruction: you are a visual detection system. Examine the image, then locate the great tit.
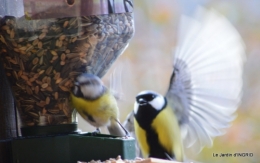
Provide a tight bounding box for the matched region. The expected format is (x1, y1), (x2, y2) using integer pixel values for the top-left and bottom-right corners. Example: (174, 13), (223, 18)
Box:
(130, 7), (246, 161)
(70, 73), (128, 137)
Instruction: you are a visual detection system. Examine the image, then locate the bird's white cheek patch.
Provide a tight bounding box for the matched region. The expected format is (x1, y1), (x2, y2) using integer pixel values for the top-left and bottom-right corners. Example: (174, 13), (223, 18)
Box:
(81, 85), (99, 98)
(149, 95), (165, 111)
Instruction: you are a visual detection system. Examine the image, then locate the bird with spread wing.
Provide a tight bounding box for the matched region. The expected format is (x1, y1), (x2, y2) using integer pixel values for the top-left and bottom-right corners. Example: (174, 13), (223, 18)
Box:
(123, 7), (246, 162)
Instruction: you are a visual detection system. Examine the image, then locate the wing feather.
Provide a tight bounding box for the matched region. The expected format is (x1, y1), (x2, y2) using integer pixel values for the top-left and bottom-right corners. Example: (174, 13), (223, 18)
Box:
(166, 7), (245, 154)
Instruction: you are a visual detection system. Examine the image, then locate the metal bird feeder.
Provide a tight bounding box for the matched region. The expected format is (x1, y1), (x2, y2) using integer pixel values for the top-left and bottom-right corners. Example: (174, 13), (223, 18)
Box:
(0, 0), (135, 162)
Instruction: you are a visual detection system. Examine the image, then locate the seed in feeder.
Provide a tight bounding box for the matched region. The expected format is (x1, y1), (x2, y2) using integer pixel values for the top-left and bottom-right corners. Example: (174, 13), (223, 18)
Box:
(55, 40), (61, 47)
(28, 112), (39, 118)
(38, 70), (45, 75)
(60, 60), (65, 65)
(46, 97), (50, 105)
(13, 48), (19, 52)
(36, 101), (46, 107)
(65, 49), (70, 53)
(59, 35), (66, 41)
(41, 28), (48, 33)
(39, 56), (43, 65)
(19, 46), (27, 51)
(22, 72), (29, 75)
(54, 72), (60, 80)
(12, 71), (18, 80)
(18, 70), (23, 77)
(36, 80), (43, 85)
(26, 86), (33, 95)
(66, 53), (79, 59)
(32, 39), (39, 46)
(25, 43), (31, 48)
(32, 57), (39, 65)
(35, 86), (39, 94)
(10, 29), (15, 39)
(51, 55), (58, 62)
(21, 75), (29, 81)
(64, 80), (72, 87)
(46, 86), (53, 92)
(29, 77), (36, 83)
(33, 73), (40, 79)
(56, 78), (62, 84)
(39, 33), (46, 40)
(42, 108), (47, 115)
(25, 105), (34, 112)
(71, 37), (77, 43)
(61, 53), (66, 61)
(36, 49), (44, 57)
(59, 85), (70, 92)
(79, 52), (86, 57)
(54, 92), (58, 100)
(63, 21), (69, 28)
(13, 58), (19, 64)
(51, 50), (58, 56)
(38, 41), (43, 48)
(80, 58), (87, 63)
(63, 107), (70, 117)
(11, 41), (18, 47)
(41, 83), (48, 88)
(28, 35), (38, 41)
(42, 76), (48, 83)
(26, 81), (33, 86)
(46, 77), (51, 85)
(19, 60), (25, 71)
(70, 57), (80, 63)
(46, 66), (53, 75)
(48, 108), (60, 114)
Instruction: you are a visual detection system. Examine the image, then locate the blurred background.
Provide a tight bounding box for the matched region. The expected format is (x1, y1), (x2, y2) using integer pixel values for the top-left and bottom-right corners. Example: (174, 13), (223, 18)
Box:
(78, 0), (260, 162)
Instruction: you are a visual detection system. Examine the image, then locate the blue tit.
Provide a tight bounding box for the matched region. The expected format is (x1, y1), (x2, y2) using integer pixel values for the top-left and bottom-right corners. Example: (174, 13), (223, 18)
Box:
(70, 73), (128, 137)
(131, 7), (246, 161)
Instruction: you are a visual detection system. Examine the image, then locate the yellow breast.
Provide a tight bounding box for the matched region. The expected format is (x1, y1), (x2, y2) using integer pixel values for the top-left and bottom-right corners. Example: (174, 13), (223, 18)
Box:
(134, 106), (184, 161)
(70, 91), (118, 127)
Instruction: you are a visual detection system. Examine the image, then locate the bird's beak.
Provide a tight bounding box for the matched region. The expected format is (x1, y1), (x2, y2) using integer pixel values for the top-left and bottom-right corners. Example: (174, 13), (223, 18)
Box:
(138, 98), (147, 105)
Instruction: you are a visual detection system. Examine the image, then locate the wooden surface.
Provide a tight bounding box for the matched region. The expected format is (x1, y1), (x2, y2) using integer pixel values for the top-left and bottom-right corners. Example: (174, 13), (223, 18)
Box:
(80, 158), (185, 163)
(135, 158), (183, 163)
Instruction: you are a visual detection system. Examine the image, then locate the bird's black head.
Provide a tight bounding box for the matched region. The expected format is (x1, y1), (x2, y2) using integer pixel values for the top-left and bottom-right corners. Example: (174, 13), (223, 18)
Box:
(134, 90), (167, 130)
(136, 93), (156, 105)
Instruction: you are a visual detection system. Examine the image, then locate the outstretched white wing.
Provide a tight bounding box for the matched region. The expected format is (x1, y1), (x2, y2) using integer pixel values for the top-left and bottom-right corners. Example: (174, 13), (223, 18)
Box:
(109, 62), (125, 100)
(166, 7), (246, 154)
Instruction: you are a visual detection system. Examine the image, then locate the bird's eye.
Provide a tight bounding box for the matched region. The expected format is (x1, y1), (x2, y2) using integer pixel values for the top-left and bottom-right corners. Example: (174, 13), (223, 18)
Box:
(136, 93), (156, 102)
(81, 80), (91, 85)
(144, 94), (156, 101)
(73, 85), (84, 97)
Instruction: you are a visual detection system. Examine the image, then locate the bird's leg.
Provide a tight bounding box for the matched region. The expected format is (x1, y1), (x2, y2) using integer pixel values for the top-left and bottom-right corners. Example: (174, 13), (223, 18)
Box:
(115, 119), (130, 137)
(164, 152), (174, 160)
(91, 128), (101, 135)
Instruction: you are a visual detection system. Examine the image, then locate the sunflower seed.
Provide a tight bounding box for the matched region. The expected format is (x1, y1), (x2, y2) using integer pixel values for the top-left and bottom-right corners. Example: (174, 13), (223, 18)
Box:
(41, 83), (48, 88)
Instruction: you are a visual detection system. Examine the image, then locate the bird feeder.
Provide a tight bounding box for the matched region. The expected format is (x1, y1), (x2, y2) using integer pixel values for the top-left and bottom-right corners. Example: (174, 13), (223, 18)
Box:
(0, 0), (135, 162)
